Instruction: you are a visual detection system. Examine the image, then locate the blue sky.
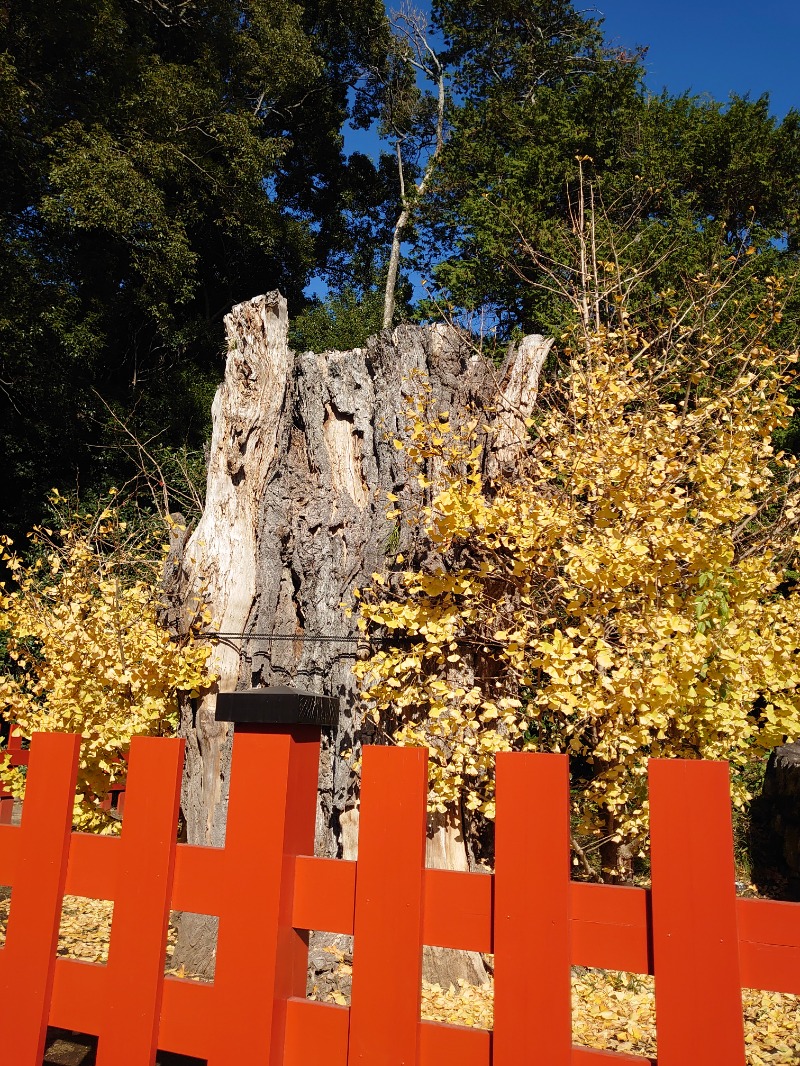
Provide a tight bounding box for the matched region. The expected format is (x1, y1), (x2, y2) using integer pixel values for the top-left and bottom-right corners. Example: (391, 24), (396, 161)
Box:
(346, 2), (797, 161)
(597, 0), (798, 119)
(320, 2), (798, 300)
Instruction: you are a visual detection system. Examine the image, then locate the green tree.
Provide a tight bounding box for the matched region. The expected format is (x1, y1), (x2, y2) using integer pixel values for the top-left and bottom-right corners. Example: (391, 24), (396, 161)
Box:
(0, 0), (390, 539)
(414, 1), (800, 342)
(289, 284), (386, 353)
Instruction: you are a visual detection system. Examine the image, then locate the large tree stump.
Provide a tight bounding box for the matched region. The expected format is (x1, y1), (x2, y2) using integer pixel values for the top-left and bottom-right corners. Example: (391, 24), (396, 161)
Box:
(165, 292), (551, 976)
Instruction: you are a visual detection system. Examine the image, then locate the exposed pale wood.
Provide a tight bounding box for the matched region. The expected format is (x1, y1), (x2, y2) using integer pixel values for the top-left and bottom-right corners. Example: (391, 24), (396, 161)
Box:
(484, 333), (553, 479)
(165, 292), (551, 975)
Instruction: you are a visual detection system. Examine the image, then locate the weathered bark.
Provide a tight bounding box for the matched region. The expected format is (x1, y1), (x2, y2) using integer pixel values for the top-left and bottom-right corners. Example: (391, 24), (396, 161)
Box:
(751, 744), (800, 899)
(165, 292), (551, 976)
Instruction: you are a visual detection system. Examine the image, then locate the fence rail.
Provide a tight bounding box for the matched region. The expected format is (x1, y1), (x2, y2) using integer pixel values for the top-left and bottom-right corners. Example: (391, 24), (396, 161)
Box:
(0, 727), (28, 824)
(0, 727), (798, 1065)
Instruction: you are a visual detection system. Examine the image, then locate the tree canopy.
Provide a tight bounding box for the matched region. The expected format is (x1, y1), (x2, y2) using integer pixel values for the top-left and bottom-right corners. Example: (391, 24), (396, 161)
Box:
(407, 0), (800, 342)
(0, 0), (390, 537)
(2, 0), (799, 541)
(355, 262), (800, 878)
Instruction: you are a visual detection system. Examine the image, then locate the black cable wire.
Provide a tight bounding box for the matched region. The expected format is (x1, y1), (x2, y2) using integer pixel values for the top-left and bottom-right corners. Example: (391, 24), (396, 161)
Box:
(208, 632), (376, 642)
(204, 632), (414, 648)
(204, 631), (504, 648)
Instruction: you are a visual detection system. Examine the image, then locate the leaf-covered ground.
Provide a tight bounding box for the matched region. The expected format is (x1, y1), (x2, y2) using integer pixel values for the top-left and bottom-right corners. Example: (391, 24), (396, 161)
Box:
(418, 971), (799, 1064)
(314, 945), (800, 1063)
(1, 896), (797, 1063)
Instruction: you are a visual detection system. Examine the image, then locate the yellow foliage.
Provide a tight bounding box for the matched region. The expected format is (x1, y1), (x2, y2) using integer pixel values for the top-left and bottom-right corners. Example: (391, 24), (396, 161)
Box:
(0, 495), (214, 829)
(355, 284), (800, 860)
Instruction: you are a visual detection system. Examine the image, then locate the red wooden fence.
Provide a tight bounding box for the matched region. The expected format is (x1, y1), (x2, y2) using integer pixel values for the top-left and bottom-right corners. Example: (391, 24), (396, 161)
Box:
(0, 728), (127, 824)
(0, 727), (28, 824)
(0, 727), (799, 1065)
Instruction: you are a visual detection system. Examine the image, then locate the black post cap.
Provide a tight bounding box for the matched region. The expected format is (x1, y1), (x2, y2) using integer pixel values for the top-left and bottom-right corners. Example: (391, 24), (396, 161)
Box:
(215, 686), (340, 727)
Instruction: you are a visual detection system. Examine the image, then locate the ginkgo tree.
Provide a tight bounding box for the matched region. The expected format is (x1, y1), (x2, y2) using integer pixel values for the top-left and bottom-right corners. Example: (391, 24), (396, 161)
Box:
(354, 267), (800, 879)
(0, 492), (213, 830)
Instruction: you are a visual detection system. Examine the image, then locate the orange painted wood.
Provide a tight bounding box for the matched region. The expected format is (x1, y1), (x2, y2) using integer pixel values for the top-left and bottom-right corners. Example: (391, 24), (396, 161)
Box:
(64, 833), (122, 899)
(284, 997), (349, 1066)
(0, 823), (22, 878)
(50, 957), (109, 1035)
(418, 1020), (489, 1065)
(158, 978), (218, 1060)
(49, 738), (184, 1061)
(171, 842), (225, 915)
(649, 759), (746, 1065)
(570, 882), (650, 973)
(420, 872), (651, 970)
(159, 724), (321, 1066)
(5, 732), (800, 1066)
(292, 855), (356, 936)
(493, 752), (572, 1066)
(348, 745), (427, 1066)
(737, 898), (800, 994)
(423, 869), (492, 952)
(0, 732), (80, 1066)
(95, 736), (183, 1066)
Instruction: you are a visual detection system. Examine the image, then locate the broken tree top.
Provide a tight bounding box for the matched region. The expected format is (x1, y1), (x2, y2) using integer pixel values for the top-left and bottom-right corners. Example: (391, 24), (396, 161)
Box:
(214, 686), (340, 727)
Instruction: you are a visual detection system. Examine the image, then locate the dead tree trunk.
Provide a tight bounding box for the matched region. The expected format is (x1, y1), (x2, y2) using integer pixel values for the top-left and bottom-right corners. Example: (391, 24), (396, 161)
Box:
(165, 292), (551, 977)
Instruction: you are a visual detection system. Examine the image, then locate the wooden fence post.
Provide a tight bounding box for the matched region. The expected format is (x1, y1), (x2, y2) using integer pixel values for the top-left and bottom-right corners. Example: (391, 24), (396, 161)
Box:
(494, 751), (573, 1065)
(649, 758), (746, 1065)
(96, 736), (184, 1066)
(0, 732), (80, 1066)
(161, 723), (321, 1066)
(348, 744), (428, 1066)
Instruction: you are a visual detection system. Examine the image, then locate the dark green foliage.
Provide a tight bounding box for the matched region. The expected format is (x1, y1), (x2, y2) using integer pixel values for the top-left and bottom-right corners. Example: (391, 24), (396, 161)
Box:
(290, 286), (386, 353)
(3, 0), (800, 541)
(417, 0), (800, 345)
(0, 0), (390, 539)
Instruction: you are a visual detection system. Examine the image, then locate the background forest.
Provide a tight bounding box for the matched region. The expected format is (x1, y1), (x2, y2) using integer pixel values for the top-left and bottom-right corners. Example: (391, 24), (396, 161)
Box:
(1, 0), (799, 542)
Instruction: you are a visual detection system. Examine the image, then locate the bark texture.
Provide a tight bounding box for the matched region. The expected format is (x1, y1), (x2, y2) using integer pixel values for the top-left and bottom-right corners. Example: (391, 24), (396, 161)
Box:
(751, 743), (800, 900)
(165, 291), (551, 975)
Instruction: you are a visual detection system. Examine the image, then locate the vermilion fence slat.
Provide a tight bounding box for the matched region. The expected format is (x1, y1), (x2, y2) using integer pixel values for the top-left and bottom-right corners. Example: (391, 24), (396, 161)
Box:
(50, 956), (107, 1034)
(348, 744), (427, 1066)
(737, 898), (800, 993)
(4, 729), (800, 1066)
(64, 834), (121, 899)
(650, 758), (746, 1065)
(570, 883), (649, 973)
(423, 869), (492, 952)
(493, 752), (572, 1066)
(170, 842), (225, 914)
(284, 998), (349, 1065)
(292, 855), (356, 936)
(97, 736), (183, 1065)
(0, 732), (80, 1066)
(160, 724), (320, 1066)
(419, 1019), (489, 1065)
(49, 738), (184, 1058)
